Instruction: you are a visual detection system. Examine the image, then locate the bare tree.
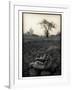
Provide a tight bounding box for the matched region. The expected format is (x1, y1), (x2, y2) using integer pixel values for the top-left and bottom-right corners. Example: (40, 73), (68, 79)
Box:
(40, 19), (55, 37)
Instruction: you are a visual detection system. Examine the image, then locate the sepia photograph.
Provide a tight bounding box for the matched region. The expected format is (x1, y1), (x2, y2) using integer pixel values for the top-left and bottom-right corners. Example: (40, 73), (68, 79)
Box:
(22, 12), (62, 77)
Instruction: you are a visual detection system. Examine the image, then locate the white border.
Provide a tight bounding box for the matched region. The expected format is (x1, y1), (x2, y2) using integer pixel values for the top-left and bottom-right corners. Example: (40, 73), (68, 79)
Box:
(19, 11), (63, 79)
(9, 1), (71, 88)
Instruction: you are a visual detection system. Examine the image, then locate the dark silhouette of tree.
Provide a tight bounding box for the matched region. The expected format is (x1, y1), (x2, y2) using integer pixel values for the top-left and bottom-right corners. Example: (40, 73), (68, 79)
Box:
(40, 19), (56, 37)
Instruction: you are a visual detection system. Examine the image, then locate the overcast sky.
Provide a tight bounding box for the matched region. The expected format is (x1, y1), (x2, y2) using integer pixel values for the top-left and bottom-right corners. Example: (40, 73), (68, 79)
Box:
(23, 13), (61, 36)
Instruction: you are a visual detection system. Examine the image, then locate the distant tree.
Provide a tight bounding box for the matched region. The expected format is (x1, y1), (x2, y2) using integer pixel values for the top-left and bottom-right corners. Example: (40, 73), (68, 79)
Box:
(26, 31), (30, 35)
(26, 28), (34, 35)
(29, 28), (34, 35)
(40, 19), (56, 37)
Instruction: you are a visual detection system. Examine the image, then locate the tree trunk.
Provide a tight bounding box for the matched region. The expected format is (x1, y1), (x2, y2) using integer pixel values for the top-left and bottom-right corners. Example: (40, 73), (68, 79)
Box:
(45, 30), (49, 38)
